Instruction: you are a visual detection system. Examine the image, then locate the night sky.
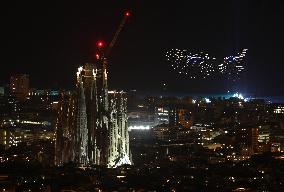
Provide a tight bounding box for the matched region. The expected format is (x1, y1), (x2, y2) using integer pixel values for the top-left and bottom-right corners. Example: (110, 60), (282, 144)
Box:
(4, 0), (284, 96)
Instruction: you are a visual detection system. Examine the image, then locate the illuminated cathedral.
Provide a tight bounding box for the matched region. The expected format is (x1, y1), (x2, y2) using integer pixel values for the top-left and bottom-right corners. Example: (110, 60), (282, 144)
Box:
(55, 59), (131, 167)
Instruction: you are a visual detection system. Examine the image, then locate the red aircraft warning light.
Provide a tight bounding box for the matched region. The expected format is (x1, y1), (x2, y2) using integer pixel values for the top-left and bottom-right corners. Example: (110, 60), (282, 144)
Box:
(125, 11), (130, 17)
(97, 41), (104, 48)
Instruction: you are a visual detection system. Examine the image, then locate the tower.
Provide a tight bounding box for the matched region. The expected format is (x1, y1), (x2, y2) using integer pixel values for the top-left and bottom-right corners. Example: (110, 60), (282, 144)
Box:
(55, 10), (131, 167)
(108, 91), (131, 167)
(55, 62), (131, 167)
(10, 74), (29, 100)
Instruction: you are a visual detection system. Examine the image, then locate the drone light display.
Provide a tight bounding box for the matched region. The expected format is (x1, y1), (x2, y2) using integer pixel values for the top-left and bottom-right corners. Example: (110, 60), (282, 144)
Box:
(166, 48), (248, 80)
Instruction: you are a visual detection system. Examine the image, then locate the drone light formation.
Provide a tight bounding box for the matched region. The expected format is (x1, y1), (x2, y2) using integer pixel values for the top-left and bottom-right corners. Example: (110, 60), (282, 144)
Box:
(165, 49), (216, 79)
(166, 48), (248, 80)
(219, 49), (248, 80)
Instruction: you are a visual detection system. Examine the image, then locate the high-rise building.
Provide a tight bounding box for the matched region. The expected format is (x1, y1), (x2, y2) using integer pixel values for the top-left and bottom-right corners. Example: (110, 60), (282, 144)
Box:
(10, 74), (29, 100)
(177, 109), (192, 128)
(251, 127), (259, 153)
(0, 86), (4, 96)
(55, 61), (131, 167)
(0, 129), (8, 148)
(169, 108), (192, 128)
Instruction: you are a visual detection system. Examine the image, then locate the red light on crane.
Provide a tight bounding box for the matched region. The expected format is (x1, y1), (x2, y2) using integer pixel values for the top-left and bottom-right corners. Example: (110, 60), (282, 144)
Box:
(97, 41), (104, 48)
(125, 11), (130, 17)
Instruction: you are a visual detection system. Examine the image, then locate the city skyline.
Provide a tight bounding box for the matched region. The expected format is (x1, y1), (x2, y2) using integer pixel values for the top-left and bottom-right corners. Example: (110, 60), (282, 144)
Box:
(3, 0), (284, 95)
(1, 1), (284, 191)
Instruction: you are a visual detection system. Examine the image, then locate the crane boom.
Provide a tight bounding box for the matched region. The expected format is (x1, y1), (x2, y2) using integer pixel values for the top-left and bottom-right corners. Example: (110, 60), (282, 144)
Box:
(106, 11), (130, 57)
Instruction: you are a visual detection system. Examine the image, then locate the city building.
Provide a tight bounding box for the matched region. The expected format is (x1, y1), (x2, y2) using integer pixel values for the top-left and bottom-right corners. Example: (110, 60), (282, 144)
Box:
(10, 74), (29, 100)
(169, 108), (192, 128)
(274, 105), (284, 114)
(251, 127), (259, 153)
(234, 126), (253, 155)
(177, 109), (193, 128)
(0, 129), (8, 148)
(271, 143), (281, 153)
(0, 128), (54, 149)
(152, 125), (170, 141)
(155, 107), (169, 125)
(0, 86), (4, 96)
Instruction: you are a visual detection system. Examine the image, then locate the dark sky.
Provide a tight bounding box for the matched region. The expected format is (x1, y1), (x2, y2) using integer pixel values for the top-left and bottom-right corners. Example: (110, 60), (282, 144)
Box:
(3, 0), (284, 96)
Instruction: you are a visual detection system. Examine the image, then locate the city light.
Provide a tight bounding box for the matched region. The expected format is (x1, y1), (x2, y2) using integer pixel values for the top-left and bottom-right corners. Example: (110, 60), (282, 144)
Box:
(128, 125), (150, 131)
(205, 98), (211, 103)
(232, 92), (244, 100)
(1, 2), (283, 191)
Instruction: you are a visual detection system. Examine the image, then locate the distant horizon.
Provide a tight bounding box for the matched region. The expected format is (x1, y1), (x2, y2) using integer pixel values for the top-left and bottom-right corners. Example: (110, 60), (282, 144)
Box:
(1, 80), (284, 100)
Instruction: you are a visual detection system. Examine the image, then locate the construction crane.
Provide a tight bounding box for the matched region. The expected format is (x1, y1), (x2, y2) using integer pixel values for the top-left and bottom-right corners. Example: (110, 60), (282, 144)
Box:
(96, 10), (131, 60)
(94, 10), (131, 112)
